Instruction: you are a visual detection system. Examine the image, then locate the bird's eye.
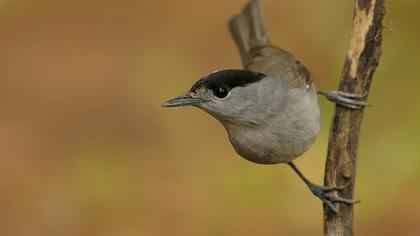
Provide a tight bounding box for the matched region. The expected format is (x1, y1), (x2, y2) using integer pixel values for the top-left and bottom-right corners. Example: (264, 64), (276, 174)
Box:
(212, 87), (230, 99)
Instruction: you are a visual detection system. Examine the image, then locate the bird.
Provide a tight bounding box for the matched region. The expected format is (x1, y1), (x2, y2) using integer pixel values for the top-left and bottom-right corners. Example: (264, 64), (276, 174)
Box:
(162, 0), (366, 212)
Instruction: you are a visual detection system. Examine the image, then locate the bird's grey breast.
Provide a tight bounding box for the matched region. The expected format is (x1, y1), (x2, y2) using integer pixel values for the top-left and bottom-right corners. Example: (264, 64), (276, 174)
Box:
(224, 84), (320, 165)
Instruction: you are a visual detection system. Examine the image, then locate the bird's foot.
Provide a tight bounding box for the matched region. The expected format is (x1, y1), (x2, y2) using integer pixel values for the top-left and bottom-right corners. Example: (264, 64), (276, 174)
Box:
(307, 182), (360, 214)
(318, 90), (369, 109)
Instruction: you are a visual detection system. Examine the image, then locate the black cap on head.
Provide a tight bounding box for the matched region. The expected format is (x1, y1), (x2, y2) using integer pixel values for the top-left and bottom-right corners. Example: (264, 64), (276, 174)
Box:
(190, 69), (266, 92)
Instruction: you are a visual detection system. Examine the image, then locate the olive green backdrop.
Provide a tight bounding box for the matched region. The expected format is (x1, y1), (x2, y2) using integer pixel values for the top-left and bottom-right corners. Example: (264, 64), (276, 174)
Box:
(0, 0), (419, 235)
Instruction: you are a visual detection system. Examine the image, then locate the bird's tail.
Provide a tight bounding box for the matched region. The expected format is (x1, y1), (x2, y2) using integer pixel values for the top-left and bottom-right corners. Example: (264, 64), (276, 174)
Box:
(229, 0), (270, 67)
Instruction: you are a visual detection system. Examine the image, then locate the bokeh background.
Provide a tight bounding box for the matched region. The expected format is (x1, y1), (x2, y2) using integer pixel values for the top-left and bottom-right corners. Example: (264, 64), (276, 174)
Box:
(0, 0), (419, 235)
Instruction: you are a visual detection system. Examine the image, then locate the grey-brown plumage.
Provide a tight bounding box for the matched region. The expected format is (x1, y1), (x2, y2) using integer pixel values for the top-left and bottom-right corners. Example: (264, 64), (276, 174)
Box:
(163, 0), (360, 211)
(229, 0), (312, 88)
(163, 0), (320, 164)
(225, 0), (320, 164)
(228, 0), (270, 67)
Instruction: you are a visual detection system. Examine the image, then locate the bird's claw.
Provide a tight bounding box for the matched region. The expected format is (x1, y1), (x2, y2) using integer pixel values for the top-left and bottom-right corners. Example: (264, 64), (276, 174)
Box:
(307, 182), (360, 214)
(318, 90), (370, 109)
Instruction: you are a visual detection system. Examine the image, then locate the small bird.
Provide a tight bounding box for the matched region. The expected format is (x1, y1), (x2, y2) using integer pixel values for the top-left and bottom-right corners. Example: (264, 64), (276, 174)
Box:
(163, 0), (366, 211)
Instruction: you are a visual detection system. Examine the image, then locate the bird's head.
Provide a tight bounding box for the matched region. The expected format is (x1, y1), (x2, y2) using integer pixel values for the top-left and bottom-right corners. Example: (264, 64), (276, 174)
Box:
(163, 70), (288, 126)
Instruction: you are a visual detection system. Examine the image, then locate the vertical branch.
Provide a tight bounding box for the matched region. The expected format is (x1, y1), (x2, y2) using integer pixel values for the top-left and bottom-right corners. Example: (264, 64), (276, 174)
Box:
(323, 1), (385, 236)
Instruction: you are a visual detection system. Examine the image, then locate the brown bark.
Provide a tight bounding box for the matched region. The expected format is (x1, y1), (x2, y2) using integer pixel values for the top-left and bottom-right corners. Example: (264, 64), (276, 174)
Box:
(323, 1), (385, 236)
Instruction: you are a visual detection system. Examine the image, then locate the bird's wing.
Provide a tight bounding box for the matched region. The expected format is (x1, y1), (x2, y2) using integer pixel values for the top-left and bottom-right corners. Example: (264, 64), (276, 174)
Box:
(246, 46), (313, 90)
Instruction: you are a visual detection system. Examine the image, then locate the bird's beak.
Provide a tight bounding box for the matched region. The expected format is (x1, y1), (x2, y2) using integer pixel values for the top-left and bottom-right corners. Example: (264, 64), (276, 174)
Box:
(162, 93), (205, 107)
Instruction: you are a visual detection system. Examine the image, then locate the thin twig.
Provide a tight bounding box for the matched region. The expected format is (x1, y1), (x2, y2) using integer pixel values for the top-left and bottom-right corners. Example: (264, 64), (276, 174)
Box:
(323, 1), (385, 236)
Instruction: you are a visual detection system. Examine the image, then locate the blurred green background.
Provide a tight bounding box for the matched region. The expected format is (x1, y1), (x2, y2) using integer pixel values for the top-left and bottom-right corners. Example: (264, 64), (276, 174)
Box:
(0, 0), (419, 235)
